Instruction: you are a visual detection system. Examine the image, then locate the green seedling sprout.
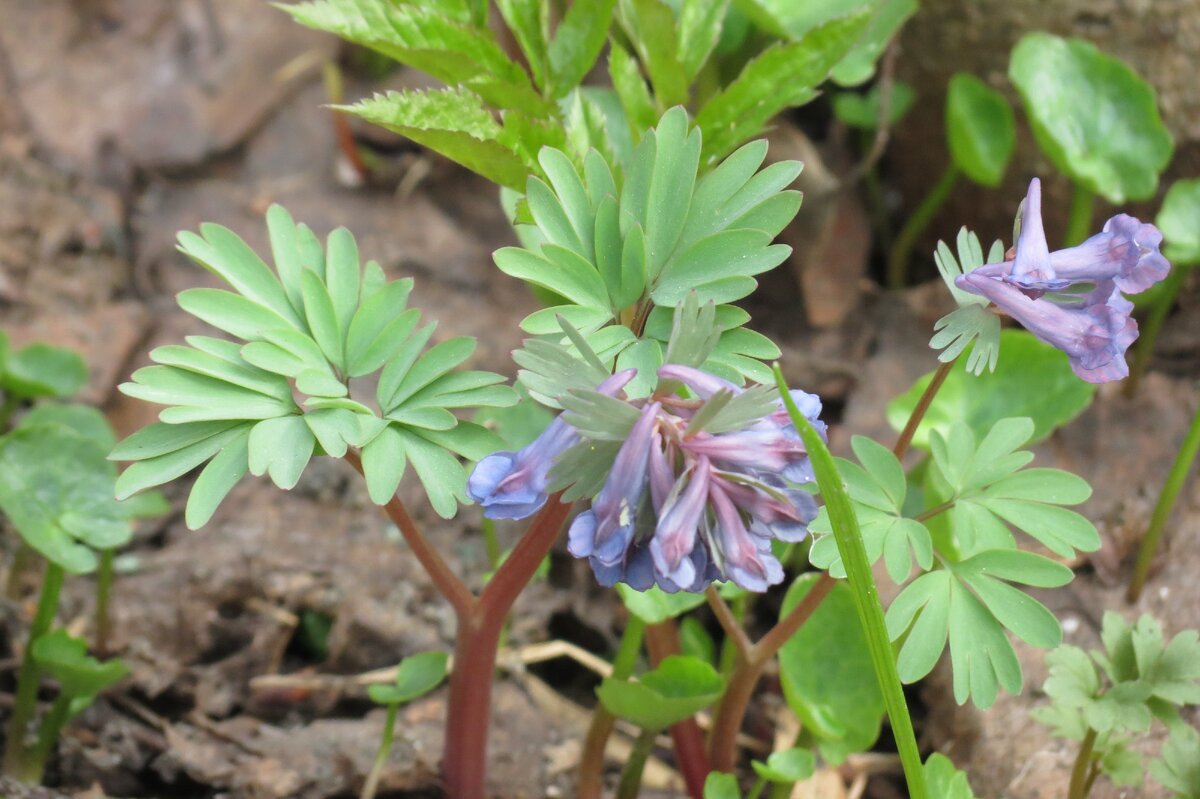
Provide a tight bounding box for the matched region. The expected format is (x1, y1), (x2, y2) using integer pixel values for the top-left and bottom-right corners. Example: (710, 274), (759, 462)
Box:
(596, 655), (725, 799)
(361, 651), (450, 799)
(1032, 613), (1200, 799)
(23, 629), (128, 783)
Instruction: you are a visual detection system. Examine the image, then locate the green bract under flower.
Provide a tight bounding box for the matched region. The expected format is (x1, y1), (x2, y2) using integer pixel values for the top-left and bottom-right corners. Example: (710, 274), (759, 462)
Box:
(112, 207), (516, 525)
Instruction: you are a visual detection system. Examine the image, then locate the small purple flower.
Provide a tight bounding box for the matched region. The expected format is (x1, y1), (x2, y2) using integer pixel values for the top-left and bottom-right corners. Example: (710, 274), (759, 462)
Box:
(657, 364), (741, 398)
(958, 272), (1138, 382)
(956, 177), (1170, 384)
(709, 481), (784, 593)
(567, 402), (660, 565)
(683, 428), (812, 483)
(649, 458), (711, 588)
(1047, 214), (1169, 294)
(467, 369), (635, 519)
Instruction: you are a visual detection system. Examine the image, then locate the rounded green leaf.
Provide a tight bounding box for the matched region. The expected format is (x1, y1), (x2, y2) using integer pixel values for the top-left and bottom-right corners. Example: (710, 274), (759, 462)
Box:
(2, 343), (87, 399)
(596, 655), (724, 730)
(616, 583), (707, 624)
(945, 73), (1015, 187)
(0, 425), (127, 573)
(703, 772), (741, 799)
(1009, 33), (1172, 202)
(32, 629), (128, 699)
(778, 574), (884, 762)
(751, 747), (817, 783)
(1156, 179), (1200, 266)
(887, 330), (1096, 450)
(368, 651), (449, 706)
(832, 81), (916, 129)
(18, 403), (115, 448)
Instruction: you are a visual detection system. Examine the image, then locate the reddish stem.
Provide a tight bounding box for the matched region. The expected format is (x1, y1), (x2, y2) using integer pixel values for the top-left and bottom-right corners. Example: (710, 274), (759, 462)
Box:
(645, 621), (710, 798)
(706, 572), (836, 772)
(345, 451), (474, 620)
(443, 496), (572, 799)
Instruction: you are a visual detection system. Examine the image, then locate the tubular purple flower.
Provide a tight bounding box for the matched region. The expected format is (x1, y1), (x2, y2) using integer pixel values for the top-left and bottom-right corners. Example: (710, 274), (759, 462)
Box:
(657, 364), (741, 398)
(566, 401), (660, 566)
(709, 481), (784, 592)
(649, 458), (711, 588)
(467, 369), (636, 519)
(1006, 178), (1070, 292)
(1047, 214), (1170, 294)
(683, 428), (811, 483)
(648, 433), (674, 512)
(957, 272), (1138, 383)
(721, 480), (818, 543)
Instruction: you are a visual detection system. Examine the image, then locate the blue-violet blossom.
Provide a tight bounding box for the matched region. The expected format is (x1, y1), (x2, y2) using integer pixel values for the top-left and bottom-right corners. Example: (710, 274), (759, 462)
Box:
(955, 178), (1169, 383)
(559, 364), (823, 592)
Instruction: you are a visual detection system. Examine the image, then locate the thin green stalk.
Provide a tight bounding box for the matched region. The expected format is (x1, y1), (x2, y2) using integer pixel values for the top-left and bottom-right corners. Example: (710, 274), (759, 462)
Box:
(3, 561), (65, 779)
(1125, 266), (1188, 397)
(482, 518), (502, 570)
(5, 541), (33, 600)
(614, 728), (658, 799)
(0, 393), (18, 430)
(887, 164), (960, 289)
(360, 703), (399, 799)
(773, 365), (928, 799)
(1063, 183), (1095, 247)
(1127, 398), (1200, 602)
(23, 694), (72, 784)
(1068, 728), (1098, 799)
(747, 777), (768, 799)
(95, 548), (115, 657)
(578, 616), (647, 799)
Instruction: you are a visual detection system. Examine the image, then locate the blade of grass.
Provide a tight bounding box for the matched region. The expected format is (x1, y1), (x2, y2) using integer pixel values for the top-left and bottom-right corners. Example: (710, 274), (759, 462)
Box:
(773, 364), (927, 799)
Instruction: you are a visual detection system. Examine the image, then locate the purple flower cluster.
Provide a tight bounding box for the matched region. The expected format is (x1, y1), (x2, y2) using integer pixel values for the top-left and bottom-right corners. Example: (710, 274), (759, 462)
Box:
(955, 178), (1170, 383)
(467, 365), (823, 593)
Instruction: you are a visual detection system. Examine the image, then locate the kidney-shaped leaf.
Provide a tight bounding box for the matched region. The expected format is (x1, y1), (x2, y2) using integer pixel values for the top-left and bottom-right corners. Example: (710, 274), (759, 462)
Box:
(779, 574), (884, 762)
(1009, 33), (1172, 203)
(2, 343), (87, 399)
(1157, 179), (1200, 266)
(596, 655), (725, 730)
(0, 425), (128, 573)
(946, 72), (1014, 187)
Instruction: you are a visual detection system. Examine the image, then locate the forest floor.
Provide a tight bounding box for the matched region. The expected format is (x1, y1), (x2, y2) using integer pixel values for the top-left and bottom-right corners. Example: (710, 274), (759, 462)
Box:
(1, 2), (1198, 798)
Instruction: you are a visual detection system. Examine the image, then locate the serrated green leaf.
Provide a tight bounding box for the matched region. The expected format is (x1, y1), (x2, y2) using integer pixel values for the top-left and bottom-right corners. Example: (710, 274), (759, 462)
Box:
(2, 342), (88, 399)
(186, 428), (251, 529)
(547, 0), (616, 98)
(496, 0), (548, 90)
(341, 89), (534, 191)
(609, 42), (658, 137)
(695, 12), (869, 165)
(678, 0), (729, 81)
(830, 0), (915, 87)
(946, 73), (1015, 187)
(619, 0), (689, 107)
(1009, 33), (1173, 203)
(285, 0), (543, 113)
